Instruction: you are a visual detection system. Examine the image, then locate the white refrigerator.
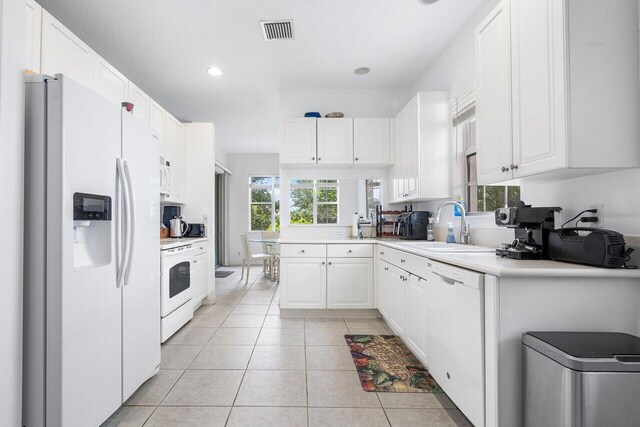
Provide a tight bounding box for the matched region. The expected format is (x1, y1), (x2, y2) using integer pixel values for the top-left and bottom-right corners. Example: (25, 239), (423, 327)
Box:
(23, 74), (160, 427)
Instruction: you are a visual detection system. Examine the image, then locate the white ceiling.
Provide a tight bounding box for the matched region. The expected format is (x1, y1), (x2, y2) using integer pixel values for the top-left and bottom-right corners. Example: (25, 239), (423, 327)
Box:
(39, 0), (485, 153)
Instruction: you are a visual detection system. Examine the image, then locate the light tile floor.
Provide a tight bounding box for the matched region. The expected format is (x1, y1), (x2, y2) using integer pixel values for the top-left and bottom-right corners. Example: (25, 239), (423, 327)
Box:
(103, 266), (471, 427)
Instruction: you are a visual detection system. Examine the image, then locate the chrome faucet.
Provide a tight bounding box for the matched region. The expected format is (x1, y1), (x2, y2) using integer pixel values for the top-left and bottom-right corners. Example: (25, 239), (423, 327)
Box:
(435, 201), (470, 245)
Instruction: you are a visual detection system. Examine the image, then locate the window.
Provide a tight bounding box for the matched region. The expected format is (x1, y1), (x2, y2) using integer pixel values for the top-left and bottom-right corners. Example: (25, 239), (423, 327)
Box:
(453, 86), (520, 213)
(290, 179), (339, 225)
(249, 176), (280, 231)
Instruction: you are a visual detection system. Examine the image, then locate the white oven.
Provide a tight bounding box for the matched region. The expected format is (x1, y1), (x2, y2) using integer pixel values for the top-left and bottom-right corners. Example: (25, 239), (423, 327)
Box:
(160, 243), (194, 342)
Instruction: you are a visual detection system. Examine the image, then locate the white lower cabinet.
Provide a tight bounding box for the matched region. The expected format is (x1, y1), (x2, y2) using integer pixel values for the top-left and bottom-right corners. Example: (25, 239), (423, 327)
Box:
(404, 274), (428, 362)
(326, 258), (373, 309)
(377, 260), (391, 317)
(280, 257), (327, 309)
(386, 264), (406, 335)
(191, 251), (208, 308)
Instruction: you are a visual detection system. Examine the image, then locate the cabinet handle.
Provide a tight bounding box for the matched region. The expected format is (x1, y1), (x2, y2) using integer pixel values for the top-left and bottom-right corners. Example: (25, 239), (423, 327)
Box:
(501, 166), (509, 172)
(510, 164), (518, 170)
(318, 157), (322, 161)
(300, 249), (305, 253)
(384, 267), (389, 271)
(400, 259), (406, 263)
(193, 260), (198, 264)
(328, 262), (332, 265)
(321, 261), (326, 265)
(380, 251), (385, 255)
(347, 250), (352, 253)
(355, 157), (359, 161)
(312, 157), (315, 160)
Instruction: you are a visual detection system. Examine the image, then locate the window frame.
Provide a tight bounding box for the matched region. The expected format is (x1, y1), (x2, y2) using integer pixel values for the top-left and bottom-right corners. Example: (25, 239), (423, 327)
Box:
(289, 179), (340, 226)
(248, 175), (280, 231)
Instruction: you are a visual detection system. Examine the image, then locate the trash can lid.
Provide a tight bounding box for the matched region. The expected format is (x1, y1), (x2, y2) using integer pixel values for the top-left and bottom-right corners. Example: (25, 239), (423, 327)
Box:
(523, 332), (640, 372)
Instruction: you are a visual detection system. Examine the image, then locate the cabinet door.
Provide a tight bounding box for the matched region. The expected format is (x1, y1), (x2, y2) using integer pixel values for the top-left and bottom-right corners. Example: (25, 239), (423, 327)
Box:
(317, 118), (354, 165)
(426, 272), (484, 427)
(387, 265), (406, 335)
(280, 258), (327, 309)
(127, 82), (150, 125)
(282, 118), (317, 165)
(475, 0), (513, 184)
(403, 97), (420, 198)
(377, 260), (391, 317)
(191, 252), (208, 307)
(404, 275), (428, 363)
(25, 0), (42, 73)
(510, 0), (567, 177)
(93, 55), (128, 106)
(326, 258), (373, 309)
(353, 118), (390, 166)
(150, 101), (166, 156)
(41, 10), (94, 89)
(165, 115), (185, 202)
(392, 111), (406, 202)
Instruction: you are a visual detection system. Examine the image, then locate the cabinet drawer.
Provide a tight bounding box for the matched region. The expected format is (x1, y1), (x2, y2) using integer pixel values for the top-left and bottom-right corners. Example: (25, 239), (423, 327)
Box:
(327, 244), (373, 258)
(378, 246), (391, 262)
(280, 244), (327, 258)
(385, 247), (429, 279)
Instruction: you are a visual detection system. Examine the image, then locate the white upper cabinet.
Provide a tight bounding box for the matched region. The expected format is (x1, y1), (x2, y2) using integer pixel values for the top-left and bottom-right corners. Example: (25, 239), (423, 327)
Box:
(389, 92), (451, 204)
(150, 101), (166, 157)
(25, 0), (42, 73)
(281, 118), (317, 165)
(475, 0), (513, 184)
(127, 82), (150, 126)
(165, 115), (185, 203)
(316, 118), (354, 166)
(41, 10), (94, 89)
(476, 0), (640, 184)
(353, 118), (391, 166)
(93, 54), (128, 106)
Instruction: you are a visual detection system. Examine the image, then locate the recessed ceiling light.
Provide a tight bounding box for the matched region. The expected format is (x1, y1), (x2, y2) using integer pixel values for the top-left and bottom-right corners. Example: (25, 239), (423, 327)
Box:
(354, 67), (371, 75)
(207, 67), (223, 77)
(419, 0), (439, 4)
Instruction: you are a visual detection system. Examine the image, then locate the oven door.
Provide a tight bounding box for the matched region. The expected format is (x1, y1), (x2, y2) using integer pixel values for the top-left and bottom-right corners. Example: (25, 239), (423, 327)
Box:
(161, 245), (194, 317)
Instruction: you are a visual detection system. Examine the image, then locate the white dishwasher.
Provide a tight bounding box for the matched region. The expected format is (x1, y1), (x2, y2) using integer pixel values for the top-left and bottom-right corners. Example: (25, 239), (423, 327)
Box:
(426, 260), (485, 427)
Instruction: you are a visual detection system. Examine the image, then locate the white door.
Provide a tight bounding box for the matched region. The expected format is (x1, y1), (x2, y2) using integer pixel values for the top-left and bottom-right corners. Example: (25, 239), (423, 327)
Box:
(404, 274), (428, 362)
(121, 111), (161, 402)
(510, 0), (567, 177)
(150, 101), (166, 156)
(127, 81), (150, 125)
(317, 118), (354, 165)
(386, 265), (406, 335)
(377, 260), (391, 317)
(165, 115), (184, 202)
(403, 97), (420, 199)
(353, 118), (390, 166)
(52, 76), (122, 427)
(326, 258), (373, 309)
(25, 0), (42, 73)
(475, 0), (514, 184)
(41, 11), (94, 89)
(280, 258), (326, 309)
(282, 118), (317, 165)
(191, 251), (209, 307)
(93, 55), (128, 106)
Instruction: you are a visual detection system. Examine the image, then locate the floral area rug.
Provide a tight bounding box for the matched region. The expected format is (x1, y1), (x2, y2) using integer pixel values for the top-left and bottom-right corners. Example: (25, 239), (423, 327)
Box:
(345, 335), (443, 393)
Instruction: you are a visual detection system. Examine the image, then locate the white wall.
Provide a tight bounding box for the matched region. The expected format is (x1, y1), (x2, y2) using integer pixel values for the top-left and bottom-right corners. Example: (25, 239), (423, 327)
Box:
(0, 0), (25, 424)
(226, 153), (280, 265)
(183, 123), (216, 294)
(391, 0), (640, 253)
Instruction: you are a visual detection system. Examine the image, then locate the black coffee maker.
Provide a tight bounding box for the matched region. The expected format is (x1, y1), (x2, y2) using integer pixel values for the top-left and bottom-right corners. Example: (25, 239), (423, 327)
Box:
(398, 211), (432, 240)
(494, 201), (562, 259)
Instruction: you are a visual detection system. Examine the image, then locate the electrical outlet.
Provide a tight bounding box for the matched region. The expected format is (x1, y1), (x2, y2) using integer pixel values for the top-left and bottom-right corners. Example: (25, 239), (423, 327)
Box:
(334, 229), (344, 236)
(588, 203), (604, 228)
(203, 214), (209, 224)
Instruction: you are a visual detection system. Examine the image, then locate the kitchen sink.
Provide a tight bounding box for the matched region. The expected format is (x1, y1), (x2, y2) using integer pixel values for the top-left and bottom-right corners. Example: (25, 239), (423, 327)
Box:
(396, 241), (495, 253)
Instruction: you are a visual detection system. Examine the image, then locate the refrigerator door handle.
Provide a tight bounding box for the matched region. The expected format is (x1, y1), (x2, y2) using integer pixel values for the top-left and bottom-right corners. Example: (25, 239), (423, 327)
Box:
(123, 159), (135, 286)
(116, 158), (131, 288)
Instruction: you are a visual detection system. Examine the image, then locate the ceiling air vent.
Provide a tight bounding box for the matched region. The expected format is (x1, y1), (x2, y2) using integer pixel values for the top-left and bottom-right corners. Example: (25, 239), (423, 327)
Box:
(260, 20), (294, 41)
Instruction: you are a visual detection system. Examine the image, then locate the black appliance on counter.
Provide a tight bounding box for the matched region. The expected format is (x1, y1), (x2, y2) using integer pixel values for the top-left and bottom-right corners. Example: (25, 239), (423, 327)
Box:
(184, 223), (206, 237)
(398, 211), (431, 240)
(162, 205), (181, 228)
(494, 201), (562, 260)
(548, 228), (634, 268)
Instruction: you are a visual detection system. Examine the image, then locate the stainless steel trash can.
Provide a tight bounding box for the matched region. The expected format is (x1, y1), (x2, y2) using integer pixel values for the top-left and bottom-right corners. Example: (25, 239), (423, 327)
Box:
(523, 332), (640, 427)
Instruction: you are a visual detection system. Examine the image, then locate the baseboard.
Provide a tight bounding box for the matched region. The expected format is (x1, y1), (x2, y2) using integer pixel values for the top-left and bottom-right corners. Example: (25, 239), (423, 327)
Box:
(280, 308), (381, 319)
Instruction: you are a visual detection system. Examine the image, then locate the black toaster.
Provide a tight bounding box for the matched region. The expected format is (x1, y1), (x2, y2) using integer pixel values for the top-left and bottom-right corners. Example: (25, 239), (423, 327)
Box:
(548, 228), (634, 268)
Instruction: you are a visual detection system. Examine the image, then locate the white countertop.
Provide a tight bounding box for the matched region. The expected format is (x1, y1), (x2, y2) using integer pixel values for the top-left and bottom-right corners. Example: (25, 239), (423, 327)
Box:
(278, 238), (640, 279)
(160, 237), (208, 250)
